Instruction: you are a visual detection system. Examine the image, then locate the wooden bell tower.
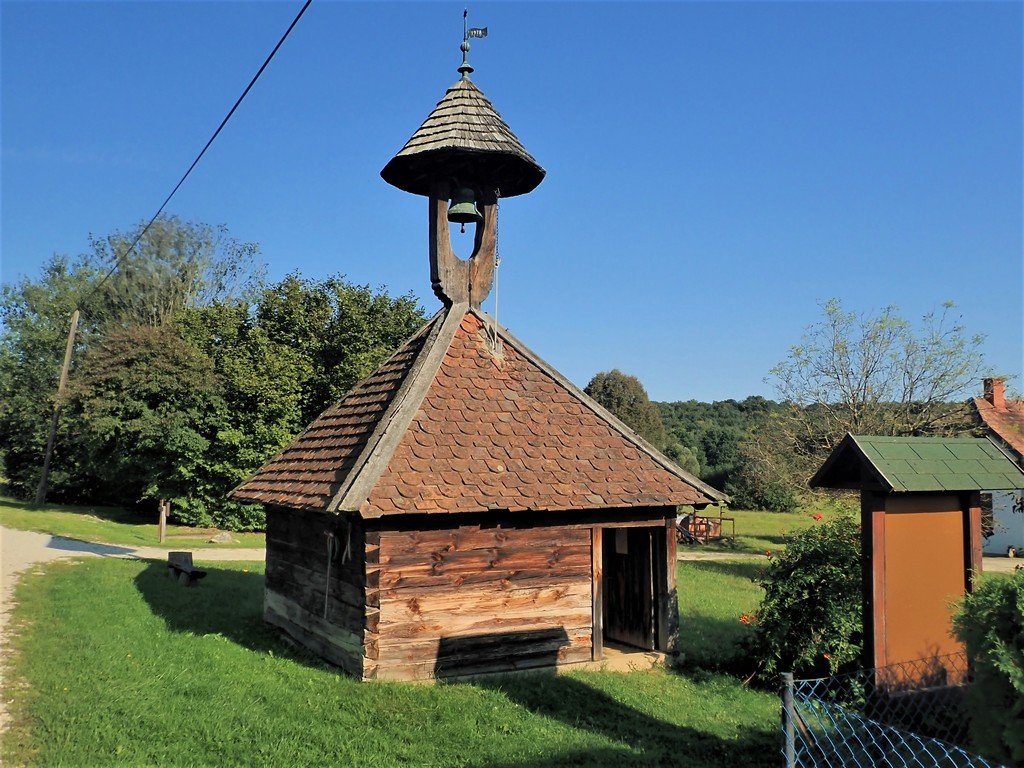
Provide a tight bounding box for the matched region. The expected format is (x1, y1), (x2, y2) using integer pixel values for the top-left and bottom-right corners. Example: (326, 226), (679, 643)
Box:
(379, 15), (545, 308)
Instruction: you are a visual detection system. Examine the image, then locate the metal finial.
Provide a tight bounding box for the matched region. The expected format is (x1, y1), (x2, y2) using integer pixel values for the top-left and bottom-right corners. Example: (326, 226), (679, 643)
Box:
(459, 9), (487, 79)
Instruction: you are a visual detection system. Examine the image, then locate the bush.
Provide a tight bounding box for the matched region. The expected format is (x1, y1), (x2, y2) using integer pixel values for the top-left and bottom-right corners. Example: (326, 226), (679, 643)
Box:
(750, 516), (862, 678)
(953, 569), (1024, 764)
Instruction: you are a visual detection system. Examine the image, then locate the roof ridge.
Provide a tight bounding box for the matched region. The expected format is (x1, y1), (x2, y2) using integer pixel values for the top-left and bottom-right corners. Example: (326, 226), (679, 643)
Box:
(331, 303), (469, 512)
(466, 307), (728, 504)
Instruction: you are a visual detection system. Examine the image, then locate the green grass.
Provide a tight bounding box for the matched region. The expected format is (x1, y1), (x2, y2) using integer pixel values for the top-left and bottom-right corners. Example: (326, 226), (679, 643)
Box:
(3, 558), (779, 767)
(676, 560), (764, 673)
(685, 498), (855, 555)
(0, 495), (265, 549)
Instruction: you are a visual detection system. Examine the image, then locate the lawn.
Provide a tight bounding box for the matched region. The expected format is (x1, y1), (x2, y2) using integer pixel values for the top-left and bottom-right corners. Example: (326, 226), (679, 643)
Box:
(676, 560), (764, 674)
(0, 495), (265, 549)
(2, 558), (779, 767)
(682, 497), (856, 555)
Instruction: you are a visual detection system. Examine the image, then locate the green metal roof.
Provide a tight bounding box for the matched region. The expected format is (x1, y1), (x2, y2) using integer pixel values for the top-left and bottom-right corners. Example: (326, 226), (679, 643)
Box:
(809, 435), (1024, 493)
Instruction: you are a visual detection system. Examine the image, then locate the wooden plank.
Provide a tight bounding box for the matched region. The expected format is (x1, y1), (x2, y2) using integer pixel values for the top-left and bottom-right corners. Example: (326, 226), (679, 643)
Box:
(267, 537), (365, 587)
(373, 640), (593, 682)
(265, 558), (365, 609)
(964, 491), (983, 591)
(377, 611), (594, 640)
(655, 525), (670, 652)
(377, 565), (589, 592)
(381, 582), (591, 619)
(863, 492), (887, 670)
(376, 544), (592, 572)
(264, 589), (364, 657)
(663, 519), (680, 654)
(592, 527), (603, 661)
(265, 601), (362, 677)
(379, 526), (589, 556)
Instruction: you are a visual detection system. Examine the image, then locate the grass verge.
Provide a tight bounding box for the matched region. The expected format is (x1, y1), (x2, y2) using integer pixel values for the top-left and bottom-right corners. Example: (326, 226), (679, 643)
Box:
(676, 560), (764, 674)
(681, 501), (853, 556)
(3, 558), (778, 767)
(0, 495), (264, 549)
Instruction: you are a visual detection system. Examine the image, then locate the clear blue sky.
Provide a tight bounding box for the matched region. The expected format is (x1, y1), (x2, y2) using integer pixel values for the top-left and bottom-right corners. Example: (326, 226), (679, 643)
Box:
(2, 1), (1021, 402)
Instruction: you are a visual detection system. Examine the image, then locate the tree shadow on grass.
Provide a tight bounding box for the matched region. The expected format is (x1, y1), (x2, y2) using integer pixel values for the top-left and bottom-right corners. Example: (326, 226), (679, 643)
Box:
(132, 561), (322, 666)
(463, 672), (777, 767)
(680, 559), (765, 582)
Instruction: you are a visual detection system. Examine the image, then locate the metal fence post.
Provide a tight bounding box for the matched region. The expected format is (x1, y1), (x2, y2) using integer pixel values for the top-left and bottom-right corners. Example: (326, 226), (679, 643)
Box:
(782, 671), (796, 768)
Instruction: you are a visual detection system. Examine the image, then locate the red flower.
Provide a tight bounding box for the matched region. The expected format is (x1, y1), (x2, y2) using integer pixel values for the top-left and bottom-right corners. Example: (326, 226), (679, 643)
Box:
(739, 614), (752, 625)
(823, 653), (831, 660)
(764, 550), (772, 557)
(812, 513), (824, 521)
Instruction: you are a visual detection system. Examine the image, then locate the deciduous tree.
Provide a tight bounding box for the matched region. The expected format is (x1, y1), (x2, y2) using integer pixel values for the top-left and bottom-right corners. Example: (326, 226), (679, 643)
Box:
(584, 369), (666, 450)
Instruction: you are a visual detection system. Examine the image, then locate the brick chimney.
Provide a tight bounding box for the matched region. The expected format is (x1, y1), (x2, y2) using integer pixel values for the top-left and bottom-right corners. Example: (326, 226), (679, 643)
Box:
(983, 377), (1006, 410)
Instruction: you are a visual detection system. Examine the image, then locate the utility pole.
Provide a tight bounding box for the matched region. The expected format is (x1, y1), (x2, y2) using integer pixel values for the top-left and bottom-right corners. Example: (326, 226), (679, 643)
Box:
(35, 309), (81, 504)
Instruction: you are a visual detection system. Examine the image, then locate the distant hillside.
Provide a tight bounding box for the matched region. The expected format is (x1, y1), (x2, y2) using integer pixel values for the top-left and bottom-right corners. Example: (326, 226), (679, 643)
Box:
(655, 397), (785, 494)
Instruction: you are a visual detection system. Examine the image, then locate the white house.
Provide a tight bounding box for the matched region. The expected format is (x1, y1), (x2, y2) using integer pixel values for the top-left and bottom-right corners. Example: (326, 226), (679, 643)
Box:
(972, 378), (1024, 556)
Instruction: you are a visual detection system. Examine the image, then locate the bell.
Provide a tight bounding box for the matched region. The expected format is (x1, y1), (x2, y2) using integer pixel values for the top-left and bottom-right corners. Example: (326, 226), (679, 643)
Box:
(447, 187), (483, 230)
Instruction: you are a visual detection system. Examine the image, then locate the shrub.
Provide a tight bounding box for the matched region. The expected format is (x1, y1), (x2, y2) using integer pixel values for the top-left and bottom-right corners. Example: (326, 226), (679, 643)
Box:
(953, 569), (1024, 764)
(751, 515), (862, 678)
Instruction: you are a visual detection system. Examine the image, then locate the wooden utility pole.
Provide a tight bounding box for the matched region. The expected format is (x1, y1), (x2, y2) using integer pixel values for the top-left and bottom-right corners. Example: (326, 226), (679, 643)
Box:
(35, 309), (81, 504)
(158, 500), (168, 543)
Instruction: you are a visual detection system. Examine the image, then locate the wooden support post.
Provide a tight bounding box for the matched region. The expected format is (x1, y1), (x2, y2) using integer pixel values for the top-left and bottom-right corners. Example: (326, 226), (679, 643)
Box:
(963, 491), (983, 591)
(158, 500), (168, 544)
(35, 309), (81, 504)
(591, 526), (603, 661)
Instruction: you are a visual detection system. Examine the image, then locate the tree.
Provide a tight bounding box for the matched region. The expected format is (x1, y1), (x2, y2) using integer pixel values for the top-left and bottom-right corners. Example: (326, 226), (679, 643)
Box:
(0, 255), (99, 495)
(89, 216), (263, 330)
(953, 569), (1024, 763)
(584, 369), (666, 450)
(761, 299), (985, 500)
(66, 325), (225, 517)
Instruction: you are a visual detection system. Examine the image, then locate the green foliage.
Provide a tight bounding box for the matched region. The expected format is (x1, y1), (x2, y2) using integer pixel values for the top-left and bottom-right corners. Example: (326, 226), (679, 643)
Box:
(585, 369), (666, 450)
(89, 216), (263, 330)
(66, 325), (224, 523)
(751, 515), (862, 677)
(953, 569), (1024, 763)
(763, 299), (984, 498)
(664, 442), (700, 476)
(0, 254), (99, 496)
(0, 220), (425, 531)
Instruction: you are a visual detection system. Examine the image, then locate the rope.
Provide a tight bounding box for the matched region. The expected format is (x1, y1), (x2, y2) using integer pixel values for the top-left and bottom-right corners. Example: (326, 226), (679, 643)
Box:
(488, 187), (503, 355)
(323, 531), (338, 618)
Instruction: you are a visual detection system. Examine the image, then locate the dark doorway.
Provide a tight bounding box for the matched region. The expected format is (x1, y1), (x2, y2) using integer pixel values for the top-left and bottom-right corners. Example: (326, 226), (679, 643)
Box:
(601, 526), (659, 650)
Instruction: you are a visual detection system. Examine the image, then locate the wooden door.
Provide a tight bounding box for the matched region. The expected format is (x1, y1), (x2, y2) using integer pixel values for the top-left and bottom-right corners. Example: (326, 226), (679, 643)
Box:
(601, 527), (656, 649)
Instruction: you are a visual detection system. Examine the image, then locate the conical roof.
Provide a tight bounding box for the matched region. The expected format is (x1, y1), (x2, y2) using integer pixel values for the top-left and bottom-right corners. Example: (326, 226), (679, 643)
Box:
(232, 306), (726, 516)
(380, 78), (545, 198)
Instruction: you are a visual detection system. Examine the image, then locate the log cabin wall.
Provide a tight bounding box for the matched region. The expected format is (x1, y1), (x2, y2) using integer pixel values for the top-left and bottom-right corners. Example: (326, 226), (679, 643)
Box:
(362, 508), (678, 681)
(264, 506), (367, 677)
(366, 521), (592, 681)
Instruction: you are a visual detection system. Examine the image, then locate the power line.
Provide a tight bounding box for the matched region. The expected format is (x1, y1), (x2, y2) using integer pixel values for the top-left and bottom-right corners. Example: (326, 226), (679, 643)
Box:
(35, 0), (313, 505)
(81, 0), (313, 308)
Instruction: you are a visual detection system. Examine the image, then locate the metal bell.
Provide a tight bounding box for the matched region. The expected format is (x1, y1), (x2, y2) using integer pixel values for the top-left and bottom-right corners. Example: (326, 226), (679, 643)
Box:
(447, 187), (483, 227)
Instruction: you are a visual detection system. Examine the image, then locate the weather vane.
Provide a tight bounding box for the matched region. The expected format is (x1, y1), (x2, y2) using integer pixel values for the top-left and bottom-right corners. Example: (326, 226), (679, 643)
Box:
(458, 8), (488, 79)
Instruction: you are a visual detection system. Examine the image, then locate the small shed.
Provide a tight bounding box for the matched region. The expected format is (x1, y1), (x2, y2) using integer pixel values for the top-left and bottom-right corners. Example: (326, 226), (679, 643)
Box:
(810, 434), (1024, 675)
(231, 35), (725, 681)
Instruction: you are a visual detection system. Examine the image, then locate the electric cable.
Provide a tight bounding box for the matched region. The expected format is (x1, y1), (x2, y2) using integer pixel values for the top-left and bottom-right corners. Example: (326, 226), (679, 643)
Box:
(79, 0), (313, 309)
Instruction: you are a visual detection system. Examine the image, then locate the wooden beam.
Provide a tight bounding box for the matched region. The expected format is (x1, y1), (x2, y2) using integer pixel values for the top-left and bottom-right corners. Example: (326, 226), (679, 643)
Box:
(591, 526), (603, 661)
(964, 491), (983, 592)
(862, 492), (887, 670)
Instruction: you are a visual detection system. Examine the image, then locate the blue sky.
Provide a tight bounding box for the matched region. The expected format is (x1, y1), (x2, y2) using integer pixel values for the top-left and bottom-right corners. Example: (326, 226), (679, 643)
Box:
(2, 1), (1021, 402)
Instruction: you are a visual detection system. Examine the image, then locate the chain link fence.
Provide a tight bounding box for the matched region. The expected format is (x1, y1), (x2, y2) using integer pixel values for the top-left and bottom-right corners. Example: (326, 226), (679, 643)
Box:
(781, 653), (1007, 767)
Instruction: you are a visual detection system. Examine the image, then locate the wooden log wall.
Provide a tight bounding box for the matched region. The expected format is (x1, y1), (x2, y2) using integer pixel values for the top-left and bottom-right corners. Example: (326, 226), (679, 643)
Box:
(365, 522), (594, 681)
(264, 506), (367, 677)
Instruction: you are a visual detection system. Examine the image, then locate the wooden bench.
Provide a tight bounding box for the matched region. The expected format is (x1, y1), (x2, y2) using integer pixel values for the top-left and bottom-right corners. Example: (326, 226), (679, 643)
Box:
(167, 551), (207, 587)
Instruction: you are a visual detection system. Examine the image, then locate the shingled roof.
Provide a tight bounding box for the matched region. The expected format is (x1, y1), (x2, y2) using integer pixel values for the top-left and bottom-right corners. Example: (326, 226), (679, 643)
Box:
(973, 396), (1024, 462)
(380, 78), (545, 198)
(232, 305), (725, 516)
(810, 434), (1024, 493)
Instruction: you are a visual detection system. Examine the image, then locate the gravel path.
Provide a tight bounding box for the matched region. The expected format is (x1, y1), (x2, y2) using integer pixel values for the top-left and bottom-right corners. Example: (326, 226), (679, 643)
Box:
(0, 525), (264, 735)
